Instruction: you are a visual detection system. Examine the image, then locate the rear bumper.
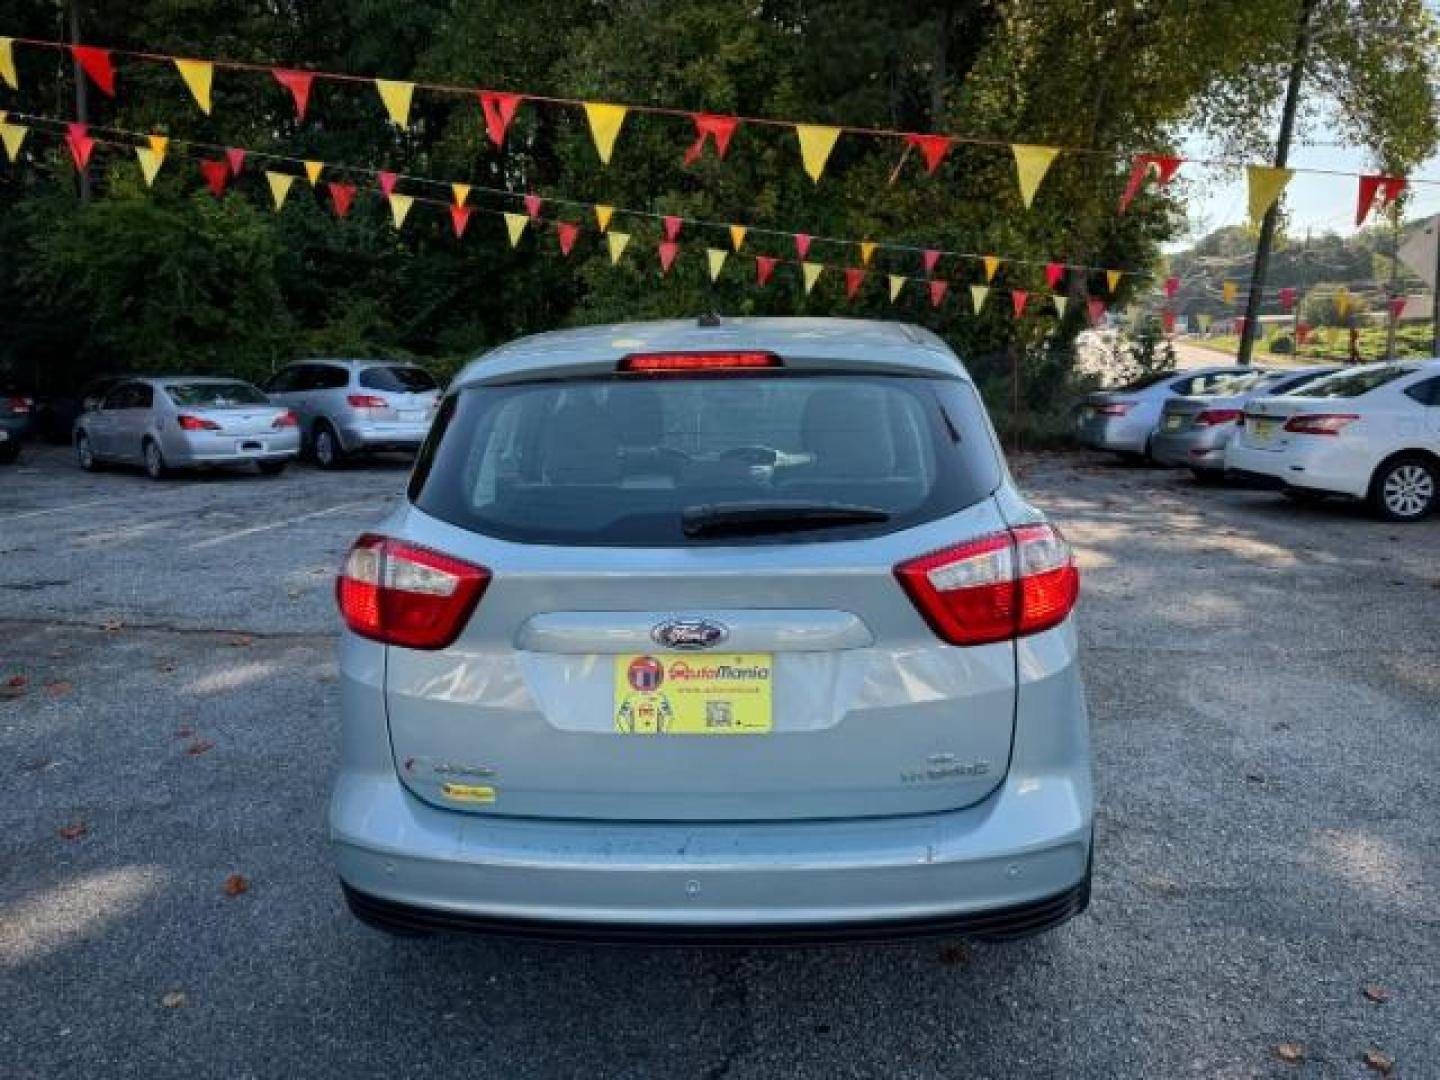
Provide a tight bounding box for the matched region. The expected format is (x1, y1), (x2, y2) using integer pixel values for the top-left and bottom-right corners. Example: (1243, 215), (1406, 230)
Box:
(163, 429), (301, 466)
(335, 419), (429, 453)
(1075, 415), (1149, 454)
(1224, 440), (1369, 498)
(1151, 429), (1231, 470)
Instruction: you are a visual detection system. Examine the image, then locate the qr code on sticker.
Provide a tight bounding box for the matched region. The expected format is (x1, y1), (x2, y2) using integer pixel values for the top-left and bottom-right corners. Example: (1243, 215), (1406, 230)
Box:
(705, 701), (734, 728)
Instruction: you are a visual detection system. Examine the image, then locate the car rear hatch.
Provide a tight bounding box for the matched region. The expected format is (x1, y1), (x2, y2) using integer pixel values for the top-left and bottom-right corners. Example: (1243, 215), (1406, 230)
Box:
(182, 406), (289, 434)
(353, 366), (440, 423)
(362, 354), (1036, 823)
(1159, 394), (1246, 434)
(1239, 397), (1314, 452)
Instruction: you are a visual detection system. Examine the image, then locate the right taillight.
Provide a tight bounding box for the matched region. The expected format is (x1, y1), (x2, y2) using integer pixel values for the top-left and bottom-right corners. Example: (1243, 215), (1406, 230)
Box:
(1195, 408), (1243, 427)
(347, 394), (387, 410)
(1282, 413), (1359, 436)
(895, 523), (1079, 646)
(1093, 402), (1132, 416)
(336, 534), (490, 649)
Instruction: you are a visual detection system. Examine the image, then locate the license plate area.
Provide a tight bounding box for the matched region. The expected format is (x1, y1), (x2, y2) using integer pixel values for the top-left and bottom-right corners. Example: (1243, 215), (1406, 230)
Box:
(237, 439), (263, 453)
(398, 409), (426, 422)
(1163, 414), (1185, 431)
(614, 653), (772, 735)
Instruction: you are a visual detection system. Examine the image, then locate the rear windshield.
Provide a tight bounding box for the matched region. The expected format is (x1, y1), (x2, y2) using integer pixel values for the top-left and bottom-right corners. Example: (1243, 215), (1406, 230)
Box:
(1291, 365), (1412, 399)
(409, 374), (1002, 546)
(163, 382), (268, 407)
(359, 365), (438, 392)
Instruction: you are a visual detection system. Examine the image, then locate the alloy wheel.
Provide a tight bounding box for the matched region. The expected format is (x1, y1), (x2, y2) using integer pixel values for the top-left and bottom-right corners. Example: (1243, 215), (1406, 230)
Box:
(1381, 463), (1435, 519)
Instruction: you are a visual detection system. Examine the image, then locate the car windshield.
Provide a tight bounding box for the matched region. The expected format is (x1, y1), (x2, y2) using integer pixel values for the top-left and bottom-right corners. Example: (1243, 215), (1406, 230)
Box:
(1290, 365), (1413, 399)
(164, 382), (269, 407)
(409, 373), (1002, 546)
(359, 366), (438, 392)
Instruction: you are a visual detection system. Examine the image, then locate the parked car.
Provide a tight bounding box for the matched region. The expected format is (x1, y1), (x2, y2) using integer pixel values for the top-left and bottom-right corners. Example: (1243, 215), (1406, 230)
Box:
(74, 376), (301, 479)
(0, 379), (36, 463)
(1225, 359), (1440, 521)
(33, 373), (133, 444)
(263, 359), (441, 469)
(1152, 365), (1339, 480)
(330, 317), (1092, 944)
(1076, 365), (1258, 460)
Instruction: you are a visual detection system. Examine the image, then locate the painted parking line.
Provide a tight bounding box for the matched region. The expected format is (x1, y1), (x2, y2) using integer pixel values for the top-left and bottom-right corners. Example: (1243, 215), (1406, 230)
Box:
(185, 500), (379, 550)
(0, 498), (117, 522)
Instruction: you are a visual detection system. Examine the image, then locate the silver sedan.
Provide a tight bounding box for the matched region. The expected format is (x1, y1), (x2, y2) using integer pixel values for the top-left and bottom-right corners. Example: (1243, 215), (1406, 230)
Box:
(75, 376), (301, 479)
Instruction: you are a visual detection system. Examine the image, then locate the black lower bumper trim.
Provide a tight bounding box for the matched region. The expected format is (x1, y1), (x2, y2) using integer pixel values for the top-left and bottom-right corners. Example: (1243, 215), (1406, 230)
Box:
(341, 873), (1091, 947)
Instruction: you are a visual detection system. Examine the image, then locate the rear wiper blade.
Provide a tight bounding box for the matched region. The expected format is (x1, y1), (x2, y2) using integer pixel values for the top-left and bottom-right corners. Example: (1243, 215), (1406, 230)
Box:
(682, 501), (891, 538)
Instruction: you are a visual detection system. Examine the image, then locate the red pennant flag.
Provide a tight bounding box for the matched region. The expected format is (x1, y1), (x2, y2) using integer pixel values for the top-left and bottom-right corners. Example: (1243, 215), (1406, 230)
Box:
(1388, 295), (1407, 319)
(922, 249), (940, 276)
(449, 204), (472, 239)
(64, 123), (94, 172)
(1011, 290), (1029, 318)
(904, 133), (953, 175)
(1161, 310), (1177, 335)
(844, 267), (865, 300)
(684, 113), (739, 165)
(1118, 153), (1183, 212)
(658, 241), (679, 274)
(225, 148), (246, 177)
(755, 255), (778, 287)
(1086, 298), (1107, 326)
(478, 91), (523, 148)
(328, 181), (356, 218)
(377, 170), (398, 197)
(1355, 174), (1408, 227)
(556, 221), (579, 256)
(1279, 286), (1297, 313)
(1296, 323), (1311, 345)
(1164, 275), (1179, 299)
(795, 233), (811, 260)
(273, 70), (315, 120)
(71, 46), (115, 97)
(928, 280), (949, 308)
(1045, 262), (1065, 290)
(663, 215), (682, 241)
(200, 159), (229, 197)
(523, 193), (542, 220)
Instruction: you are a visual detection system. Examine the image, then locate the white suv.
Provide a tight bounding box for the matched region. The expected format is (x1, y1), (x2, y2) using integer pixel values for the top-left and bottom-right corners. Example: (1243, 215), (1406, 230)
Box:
(1226, 359), (1440, 521)
(328, 317), (1092, 943)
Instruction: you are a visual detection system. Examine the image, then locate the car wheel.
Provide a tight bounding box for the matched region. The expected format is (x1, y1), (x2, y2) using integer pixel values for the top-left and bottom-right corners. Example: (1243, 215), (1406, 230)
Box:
(75, 432), (99, 471)
(257, 460), (287, 477)
(313, 424), (346, 470)
(1190, 468), (1224, 485)
(142, 438), (169, 481)
(1369, 455), (1437, 522)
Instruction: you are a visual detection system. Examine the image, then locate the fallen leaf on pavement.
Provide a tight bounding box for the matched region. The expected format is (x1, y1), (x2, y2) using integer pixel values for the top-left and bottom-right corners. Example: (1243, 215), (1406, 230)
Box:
(58, 822), (87, 841)
(160, 991), (187, 1009)
(175, 725), (194, 738)
(1, 674), (27, 698)
(185, 739), (215, 756)
(221, 873), (250, 897)
(99, 617), (124, 632)
(1363, 984), (1393, 1004)
(1275, 1043), (1305, 1064)
(1363, 1047), (1394, 1075)
(45, 680), (72, 697)
(229, 635), (253, 647)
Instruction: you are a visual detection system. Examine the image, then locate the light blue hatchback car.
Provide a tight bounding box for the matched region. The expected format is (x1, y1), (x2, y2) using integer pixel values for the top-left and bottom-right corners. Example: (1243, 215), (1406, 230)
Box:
(330, 317), (1092, 944)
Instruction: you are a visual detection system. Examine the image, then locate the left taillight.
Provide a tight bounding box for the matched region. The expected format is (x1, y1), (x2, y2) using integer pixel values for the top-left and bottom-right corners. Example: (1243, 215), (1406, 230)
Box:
(1194, 408), (1242, 427)
(7, 396), (32, 415)
(177, 414), (221, 431)
(336, 534), (489, 650)
(272, 410), (298, 429)
(894, 523), (1079, 647)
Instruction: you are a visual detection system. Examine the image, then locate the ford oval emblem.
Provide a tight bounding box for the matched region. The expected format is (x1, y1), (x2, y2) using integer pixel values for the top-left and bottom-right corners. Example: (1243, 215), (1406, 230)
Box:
(652, 618), (728, 651)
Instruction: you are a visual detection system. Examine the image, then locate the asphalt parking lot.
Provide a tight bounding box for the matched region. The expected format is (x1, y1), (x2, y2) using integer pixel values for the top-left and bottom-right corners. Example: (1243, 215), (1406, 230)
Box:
(2, 443), (1437, 1079)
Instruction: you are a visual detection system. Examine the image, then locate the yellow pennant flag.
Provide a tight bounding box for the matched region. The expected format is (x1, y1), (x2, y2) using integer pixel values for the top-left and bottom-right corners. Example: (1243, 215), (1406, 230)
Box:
(135, 146), (164, 187)
(1247, 165), (1293, 224)
(451, 183), (470, 207)
(795, 124), (842, 183)
(970, 285), (990, 314)
(1, 122), (26, 163)
(860, 241), (877, 267)
(982, 255), (1001, 283)
(504, 212), (528, 247)
(1222, 280), (1237, 304)
(594, 204), (614, 233)
(0, 37), (17, 90)
(376, 79), (415, 127)
(1335, 287), (1351, 319)
(173, 59), (213, 115)
(802, 262), (823, 294)
(389, 193), (414, 230)
(148, 134), (169, 156)
(1052, 295), (1068, 319)
(266, 171), (295, 211)
(607, 230), (631, 265)
(1106, 270), (1123, 294)
(729, 225), (747, 252)
(1011, 144), (1061, 209)
(888, 274), (906, 302)
(707, 248), (728, 282)
(304, 160), (324, 186)
(584, 103), (628, 165)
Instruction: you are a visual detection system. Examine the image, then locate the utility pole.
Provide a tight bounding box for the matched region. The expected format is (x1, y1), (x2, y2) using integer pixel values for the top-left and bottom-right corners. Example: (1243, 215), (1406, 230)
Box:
(68, 1), (90, 203)
(1431, 214), (1440, 357)
(1238, 0), (1317, 366)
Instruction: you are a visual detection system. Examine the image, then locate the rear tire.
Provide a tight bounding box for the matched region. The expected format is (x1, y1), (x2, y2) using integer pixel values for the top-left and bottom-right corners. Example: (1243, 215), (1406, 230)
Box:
(313, 423), (346, 470)
(75, 432), (99, 471)
(257, 460), (287, 477)
(142, 438), (169, 481)
(1190, 468), (1224, 485)
(1368, 454), (1436, 522)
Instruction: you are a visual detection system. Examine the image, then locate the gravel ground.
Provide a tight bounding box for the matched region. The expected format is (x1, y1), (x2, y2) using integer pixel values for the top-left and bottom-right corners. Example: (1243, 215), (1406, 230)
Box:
(1, 443), (1436, 1079)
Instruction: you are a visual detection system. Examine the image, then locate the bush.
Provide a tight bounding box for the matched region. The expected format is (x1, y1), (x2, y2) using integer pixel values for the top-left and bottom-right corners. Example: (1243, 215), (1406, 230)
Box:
(1269, 333), (1294, 355)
